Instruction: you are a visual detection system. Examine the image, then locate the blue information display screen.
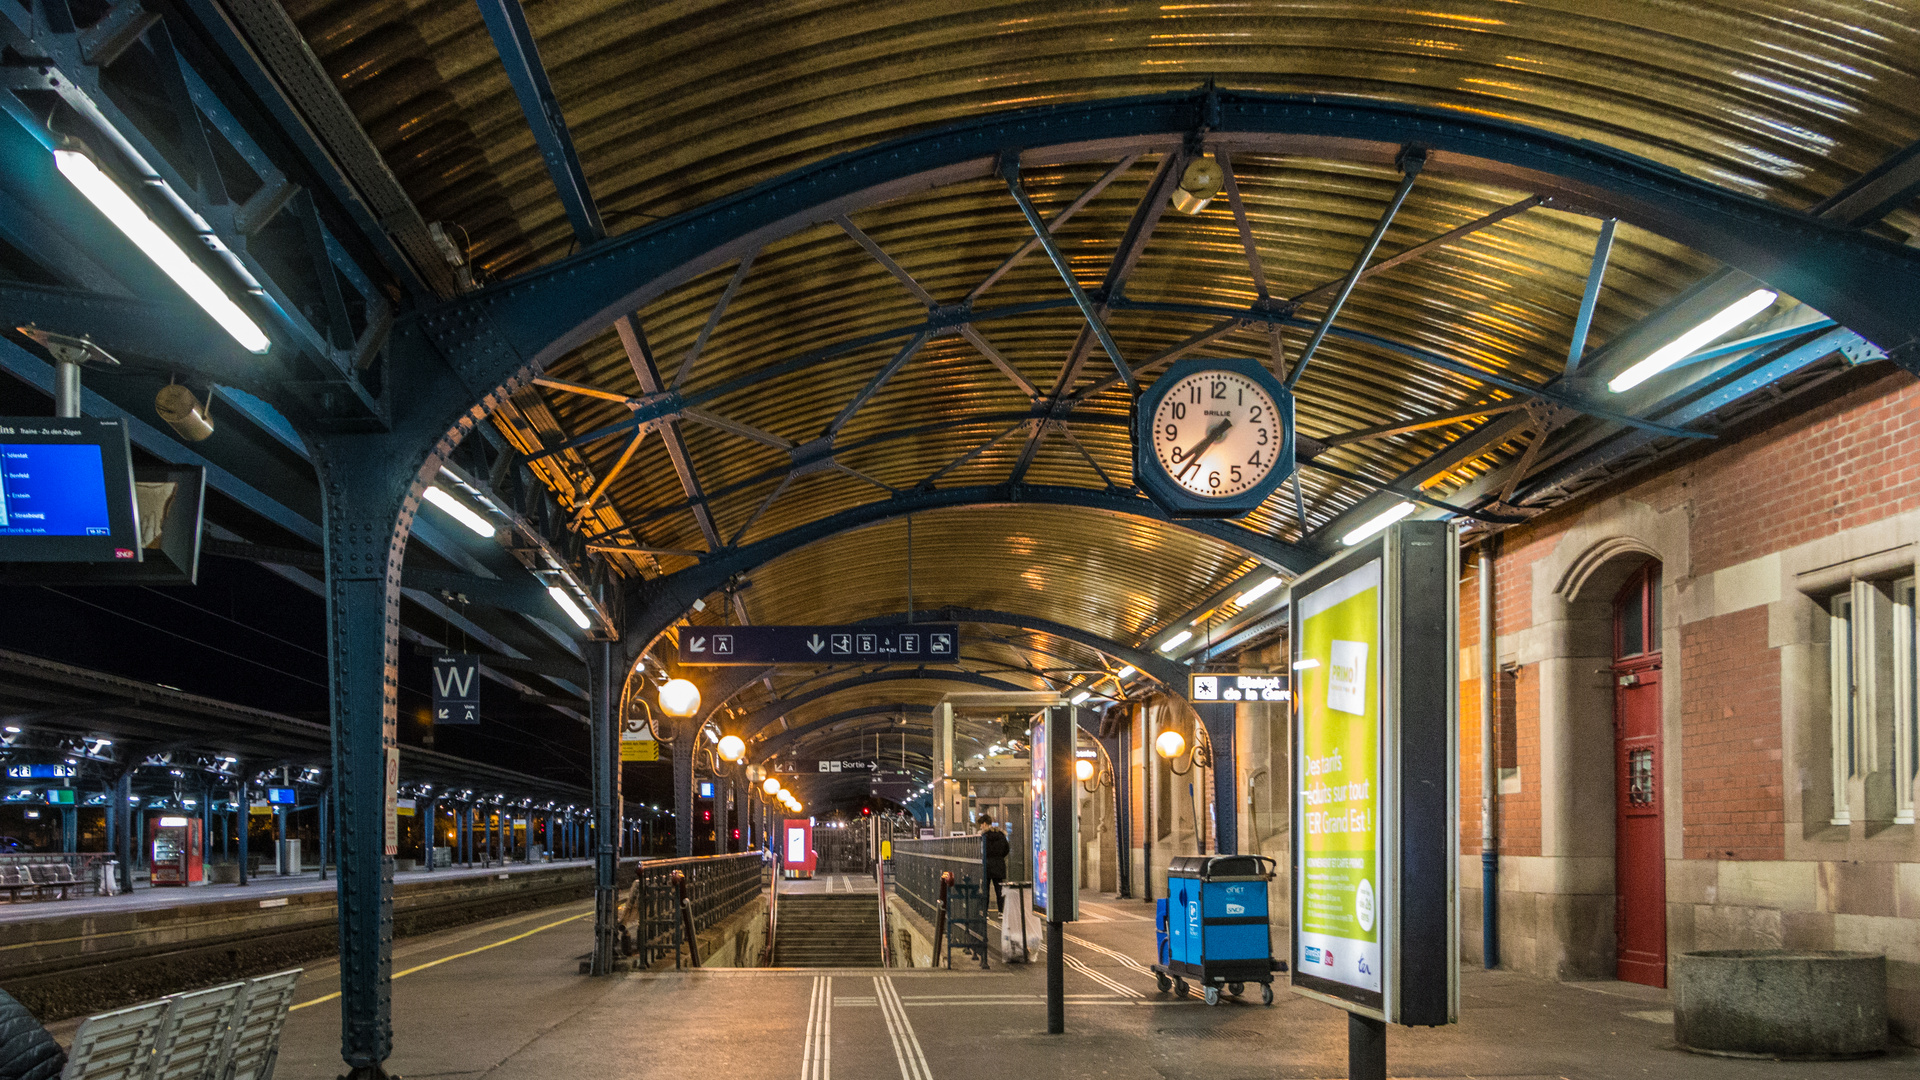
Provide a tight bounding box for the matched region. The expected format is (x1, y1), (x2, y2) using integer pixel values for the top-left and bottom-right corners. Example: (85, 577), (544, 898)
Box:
(0, 442), (112, 536)
(0, 418), (138, 563)
(267, 787), (296, 805)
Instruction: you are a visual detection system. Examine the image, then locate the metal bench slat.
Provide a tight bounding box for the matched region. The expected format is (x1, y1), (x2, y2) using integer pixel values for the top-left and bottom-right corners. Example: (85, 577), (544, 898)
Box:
(61, 1000), (171, 1080)
(149, 983), (246, 1080)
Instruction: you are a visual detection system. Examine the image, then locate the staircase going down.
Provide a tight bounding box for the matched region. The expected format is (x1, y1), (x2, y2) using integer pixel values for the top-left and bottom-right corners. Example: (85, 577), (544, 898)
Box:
(772, 895), (880, 967)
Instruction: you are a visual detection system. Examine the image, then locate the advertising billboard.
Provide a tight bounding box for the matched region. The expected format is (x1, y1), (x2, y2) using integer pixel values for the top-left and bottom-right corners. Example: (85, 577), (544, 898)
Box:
(1294, 557), (1384, 997)
(1290, 520), (1457, 1026)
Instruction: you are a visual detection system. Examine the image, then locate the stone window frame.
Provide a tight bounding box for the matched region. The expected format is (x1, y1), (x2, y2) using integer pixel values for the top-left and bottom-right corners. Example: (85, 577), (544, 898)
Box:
(1817, 575), (1914, 830)
(1894, 576), (1916, 826)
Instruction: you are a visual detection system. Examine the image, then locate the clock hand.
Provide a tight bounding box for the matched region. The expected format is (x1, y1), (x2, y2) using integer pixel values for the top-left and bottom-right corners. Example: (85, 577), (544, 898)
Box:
(1175, 418), (1233, 477)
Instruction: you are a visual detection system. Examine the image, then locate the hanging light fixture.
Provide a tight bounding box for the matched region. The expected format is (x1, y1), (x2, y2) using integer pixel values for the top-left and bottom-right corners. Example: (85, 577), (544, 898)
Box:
(658, 678), (701, 718)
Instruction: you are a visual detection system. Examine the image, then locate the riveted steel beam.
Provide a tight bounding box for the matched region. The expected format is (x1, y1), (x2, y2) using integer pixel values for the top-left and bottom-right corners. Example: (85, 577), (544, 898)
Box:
(474, 0), (603, 243)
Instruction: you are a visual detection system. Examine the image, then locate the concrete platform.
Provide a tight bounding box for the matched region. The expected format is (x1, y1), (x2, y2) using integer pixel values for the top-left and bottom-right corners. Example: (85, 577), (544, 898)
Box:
(248, 888), (1915, 1079)
(0, 858), (597, 925)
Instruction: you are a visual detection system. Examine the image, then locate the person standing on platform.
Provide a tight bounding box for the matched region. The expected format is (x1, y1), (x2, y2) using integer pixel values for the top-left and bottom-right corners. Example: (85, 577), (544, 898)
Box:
(978, 814), (1009, 912)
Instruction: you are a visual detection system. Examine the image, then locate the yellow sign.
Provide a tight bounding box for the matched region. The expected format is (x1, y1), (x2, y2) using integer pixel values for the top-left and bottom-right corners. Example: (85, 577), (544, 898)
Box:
(621, 739), (661, 762)
(880, 839), (892, 860)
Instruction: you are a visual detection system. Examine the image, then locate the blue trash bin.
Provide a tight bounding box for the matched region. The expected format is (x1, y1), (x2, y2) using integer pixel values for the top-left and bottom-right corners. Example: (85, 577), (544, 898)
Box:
(1149, 854), (1282, 1005)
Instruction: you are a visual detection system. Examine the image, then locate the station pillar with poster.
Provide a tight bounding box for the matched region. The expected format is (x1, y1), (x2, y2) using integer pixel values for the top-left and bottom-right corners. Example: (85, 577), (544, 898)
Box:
(1031, 704), (1078, 1034)
(1290, 520), (1458, 1080)
(151, 816), (204, 886)
(782, 818), (816, 879)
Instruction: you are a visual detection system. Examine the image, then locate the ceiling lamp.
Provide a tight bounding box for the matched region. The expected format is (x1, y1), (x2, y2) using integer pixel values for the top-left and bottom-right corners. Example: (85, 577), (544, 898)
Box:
(1234, 577), (1283, 607)
(546, 586), (592, 630)
(1159, 630), (1193, 653)
(1342, 501), (1415, 547)
(53, 141), (270, 354)
(763, 778), (782, 796)
(422, 486), (494, 538)
(1608, 289), (1780, 393)
(717, 735), (745, 762)
(1171, 157), (1223, 215)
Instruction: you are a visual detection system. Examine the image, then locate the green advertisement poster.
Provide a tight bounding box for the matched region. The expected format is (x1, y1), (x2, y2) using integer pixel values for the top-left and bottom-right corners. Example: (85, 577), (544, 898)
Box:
(1295, 558), (1382, 994)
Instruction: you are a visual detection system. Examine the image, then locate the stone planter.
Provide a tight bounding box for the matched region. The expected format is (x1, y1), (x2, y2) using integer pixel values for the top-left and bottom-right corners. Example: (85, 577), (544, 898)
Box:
(1673, 950), (1887, 1059)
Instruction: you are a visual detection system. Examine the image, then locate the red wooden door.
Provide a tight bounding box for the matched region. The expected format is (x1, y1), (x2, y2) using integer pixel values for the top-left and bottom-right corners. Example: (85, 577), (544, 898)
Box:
(1613, 563), (1666, 987)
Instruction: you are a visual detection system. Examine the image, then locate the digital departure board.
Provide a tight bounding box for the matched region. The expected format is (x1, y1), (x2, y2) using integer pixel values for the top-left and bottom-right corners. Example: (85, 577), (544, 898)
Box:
(0, 418), (139, 562)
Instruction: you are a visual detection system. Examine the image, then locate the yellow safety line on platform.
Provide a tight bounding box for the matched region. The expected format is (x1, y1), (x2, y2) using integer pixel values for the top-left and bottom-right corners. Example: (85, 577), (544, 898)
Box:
(290, 910), (592, 1011)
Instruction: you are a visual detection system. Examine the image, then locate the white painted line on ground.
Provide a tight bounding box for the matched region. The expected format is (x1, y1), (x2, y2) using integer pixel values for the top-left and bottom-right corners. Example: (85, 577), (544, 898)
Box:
(802, 975), (832, 1080)
(1061, 951), (1144, 998)
(874, 976), (933, 1080)
(1063, 932), (1150, 971)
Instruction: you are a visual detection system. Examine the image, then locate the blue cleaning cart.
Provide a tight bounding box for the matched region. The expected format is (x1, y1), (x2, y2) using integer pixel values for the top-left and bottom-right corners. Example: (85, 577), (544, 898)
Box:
(1152, 854), (1284, 1005)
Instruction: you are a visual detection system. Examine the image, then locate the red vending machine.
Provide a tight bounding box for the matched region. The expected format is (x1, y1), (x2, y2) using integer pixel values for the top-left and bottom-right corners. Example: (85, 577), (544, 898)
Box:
(782, 818), (815, 879)
(151, 816), (204, 885)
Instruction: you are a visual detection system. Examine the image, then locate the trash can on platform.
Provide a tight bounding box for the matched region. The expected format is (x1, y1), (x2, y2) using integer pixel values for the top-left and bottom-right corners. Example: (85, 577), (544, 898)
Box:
(1149, 854), (1283, 1005)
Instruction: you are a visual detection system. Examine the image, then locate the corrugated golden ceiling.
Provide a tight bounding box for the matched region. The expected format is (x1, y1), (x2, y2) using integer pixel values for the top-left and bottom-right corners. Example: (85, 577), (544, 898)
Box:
(282, 0), (1919, 758)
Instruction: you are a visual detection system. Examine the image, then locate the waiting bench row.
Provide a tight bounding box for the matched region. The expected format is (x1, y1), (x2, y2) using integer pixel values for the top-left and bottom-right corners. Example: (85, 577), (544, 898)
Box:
(1, 864), (85, 902)
(59, 969), (301, 1080)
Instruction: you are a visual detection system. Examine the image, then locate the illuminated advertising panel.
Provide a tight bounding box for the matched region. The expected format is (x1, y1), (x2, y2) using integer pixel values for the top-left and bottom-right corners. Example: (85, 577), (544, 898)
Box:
(1290, 520), (1458, 1027)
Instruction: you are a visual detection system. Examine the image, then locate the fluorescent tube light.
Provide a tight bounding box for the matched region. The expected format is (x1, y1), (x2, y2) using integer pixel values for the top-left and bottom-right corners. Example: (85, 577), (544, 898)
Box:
(1233, 576), (1283, 606)
(53, 145), (271, 354)
(1070, 691), (1091, 705)
(1159, 630), (1193, 652)
(1607, 289), (1779, 393)
(1292, 659), (1319, 671)
(422, 486), (495, 537)
(1342, 501), (1416, 547)
(547, 586), (591, 629)
(1114, 665), (1136, 680)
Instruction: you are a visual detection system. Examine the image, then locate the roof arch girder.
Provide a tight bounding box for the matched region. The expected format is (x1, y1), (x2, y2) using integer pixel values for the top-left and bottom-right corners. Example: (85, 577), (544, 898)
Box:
(857, 607), (1185, 690)
(627, 483), (1320, 651)
(757, 704), (938, 757)
(738, 669), (1022, 744)
(438, 88), (1920, 395)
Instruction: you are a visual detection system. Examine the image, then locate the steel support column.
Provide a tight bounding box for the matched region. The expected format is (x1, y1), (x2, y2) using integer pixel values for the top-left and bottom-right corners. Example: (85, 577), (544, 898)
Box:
(589, 639), (622, 975)
(314, 436), (410, 1080)
(1192, 703), (1238, 856)
(673, 737), (694, 857)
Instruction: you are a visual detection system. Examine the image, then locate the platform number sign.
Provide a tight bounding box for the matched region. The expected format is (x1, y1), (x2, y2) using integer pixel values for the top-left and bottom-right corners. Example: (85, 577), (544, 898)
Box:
(433, 654), (480, 725)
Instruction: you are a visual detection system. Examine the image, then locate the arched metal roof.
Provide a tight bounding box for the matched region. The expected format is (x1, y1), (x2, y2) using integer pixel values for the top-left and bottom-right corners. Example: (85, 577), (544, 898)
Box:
(32, 1), (1920, 807)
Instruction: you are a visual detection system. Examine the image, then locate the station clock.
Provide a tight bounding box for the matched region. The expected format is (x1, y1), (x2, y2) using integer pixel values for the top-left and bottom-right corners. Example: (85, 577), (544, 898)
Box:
(1133, 357), (1295, 517)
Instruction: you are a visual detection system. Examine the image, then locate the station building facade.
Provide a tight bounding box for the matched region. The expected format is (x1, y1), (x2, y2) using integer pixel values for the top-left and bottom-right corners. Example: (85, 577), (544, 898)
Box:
(1112, 365), (1919, 1044)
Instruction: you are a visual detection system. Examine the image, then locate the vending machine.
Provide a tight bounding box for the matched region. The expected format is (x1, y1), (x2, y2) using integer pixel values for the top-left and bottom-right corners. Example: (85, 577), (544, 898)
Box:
(782, 818), (816, 879)
(151, 816), (204, 885)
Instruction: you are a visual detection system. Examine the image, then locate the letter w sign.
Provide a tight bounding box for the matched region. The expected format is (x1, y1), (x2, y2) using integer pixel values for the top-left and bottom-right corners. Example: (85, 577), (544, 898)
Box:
(433, 655), (481, 726)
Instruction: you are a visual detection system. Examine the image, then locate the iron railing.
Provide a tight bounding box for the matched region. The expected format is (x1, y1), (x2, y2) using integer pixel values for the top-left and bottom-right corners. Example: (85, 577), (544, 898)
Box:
(889, 840), (989, 966)
(627, 852), (764, 967)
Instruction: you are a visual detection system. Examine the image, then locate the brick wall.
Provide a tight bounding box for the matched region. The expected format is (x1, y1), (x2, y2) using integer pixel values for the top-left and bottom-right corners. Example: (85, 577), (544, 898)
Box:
(1688, 372), (1920, 576)
(1501, 663), (1542, 857)
(1679, 606), (1784, 860)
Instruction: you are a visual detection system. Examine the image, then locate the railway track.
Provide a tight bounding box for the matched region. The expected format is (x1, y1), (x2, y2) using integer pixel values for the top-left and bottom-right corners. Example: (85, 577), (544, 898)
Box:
(0, 863), (633, 1021)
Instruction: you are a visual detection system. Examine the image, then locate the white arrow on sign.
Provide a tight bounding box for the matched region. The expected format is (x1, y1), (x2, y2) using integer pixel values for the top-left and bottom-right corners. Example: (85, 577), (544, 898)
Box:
(689, 636), (707, 653)
(806, 634), (826, 654)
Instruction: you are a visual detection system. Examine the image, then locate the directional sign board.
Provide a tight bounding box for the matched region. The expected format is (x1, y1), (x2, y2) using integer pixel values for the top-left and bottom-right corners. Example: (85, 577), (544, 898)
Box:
(432, 654), (480, 725)
(679, 625), (959, 665)
(1189, 672), (1290, 703)
(816, 759), (878, 773)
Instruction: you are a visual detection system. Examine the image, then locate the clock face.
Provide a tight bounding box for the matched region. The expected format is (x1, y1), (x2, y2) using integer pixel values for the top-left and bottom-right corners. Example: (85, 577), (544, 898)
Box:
(1149, 369), (1283, 498)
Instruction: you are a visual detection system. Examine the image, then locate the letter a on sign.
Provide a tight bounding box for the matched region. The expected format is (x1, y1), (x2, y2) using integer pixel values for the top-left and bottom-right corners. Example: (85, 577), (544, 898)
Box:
(433, 655), (481, 725)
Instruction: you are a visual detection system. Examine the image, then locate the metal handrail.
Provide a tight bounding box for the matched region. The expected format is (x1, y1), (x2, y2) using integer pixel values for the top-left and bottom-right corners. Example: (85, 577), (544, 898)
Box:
(758, 859), (780, 967)
(934, 871), (952, 968)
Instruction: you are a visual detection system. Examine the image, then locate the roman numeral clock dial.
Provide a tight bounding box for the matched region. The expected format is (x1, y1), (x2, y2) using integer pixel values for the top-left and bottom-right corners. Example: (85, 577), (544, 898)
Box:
(1132, 357), (1295, 517)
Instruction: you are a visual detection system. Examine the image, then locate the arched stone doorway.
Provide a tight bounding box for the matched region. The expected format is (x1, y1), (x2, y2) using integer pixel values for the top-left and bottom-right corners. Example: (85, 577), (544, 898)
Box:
(1611, 560), (1666, 987)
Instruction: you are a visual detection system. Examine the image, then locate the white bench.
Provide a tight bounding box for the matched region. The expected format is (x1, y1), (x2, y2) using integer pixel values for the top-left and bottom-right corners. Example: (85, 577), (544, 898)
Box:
(61, 969), (301, 1080)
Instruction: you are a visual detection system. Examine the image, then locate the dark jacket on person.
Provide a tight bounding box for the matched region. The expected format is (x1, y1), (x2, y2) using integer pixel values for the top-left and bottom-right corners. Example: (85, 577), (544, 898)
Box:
(0, 988), (64, 1080)
(980, 826), (1010, 878)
